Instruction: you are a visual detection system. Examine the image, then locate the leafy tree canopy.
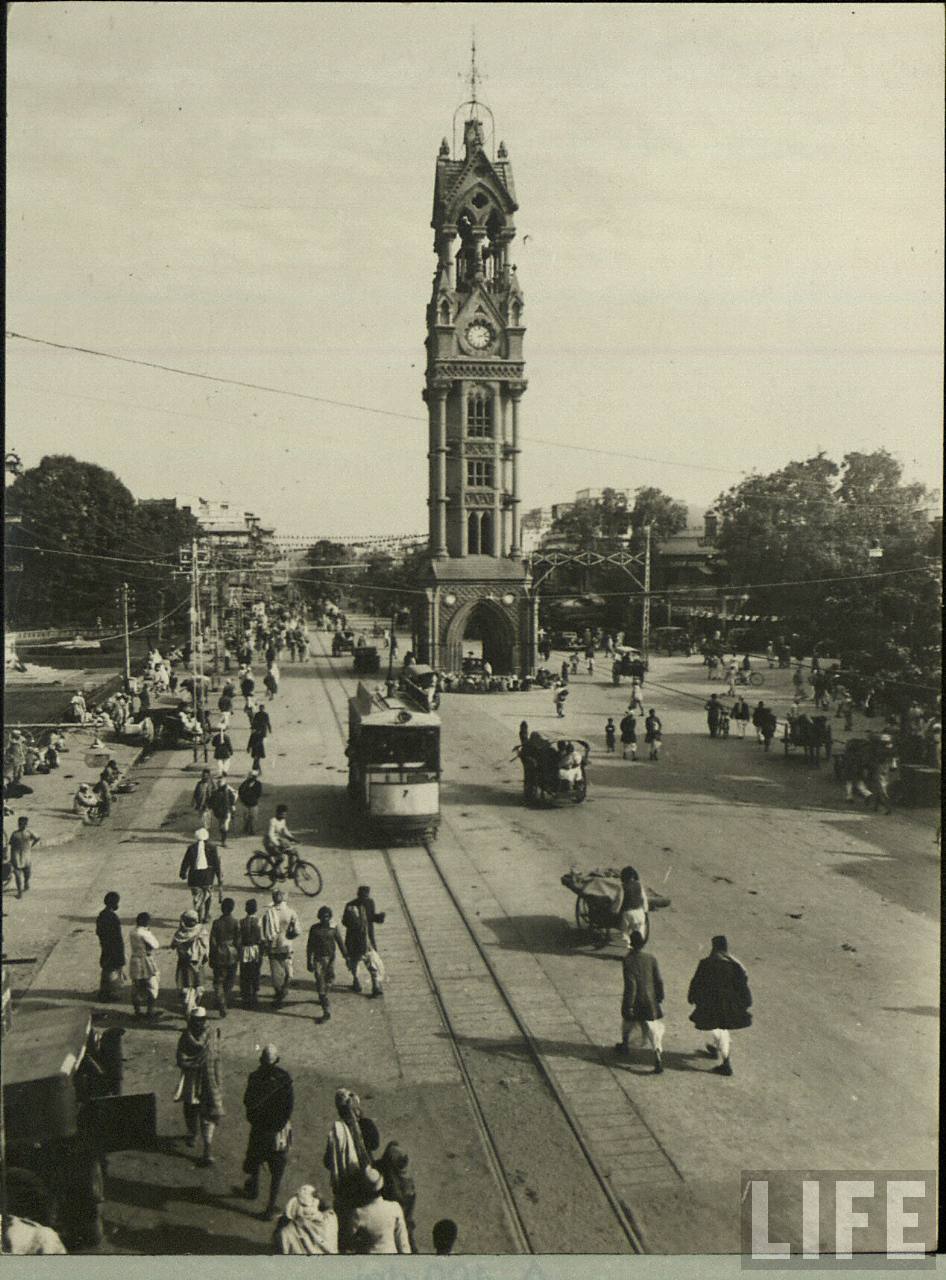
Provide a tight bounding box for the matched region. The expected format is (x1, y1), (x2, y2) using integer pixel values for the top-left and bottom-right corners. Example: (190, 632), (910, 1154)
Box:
(713, 450), (940, 686)
(5, 455), (197, 631)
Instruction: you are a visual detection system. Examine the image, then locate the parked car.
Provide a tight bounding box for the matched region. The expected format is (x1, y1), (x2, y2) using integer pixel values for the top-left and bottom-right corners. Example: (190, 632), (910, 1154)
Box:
(651, 627), (693, 656)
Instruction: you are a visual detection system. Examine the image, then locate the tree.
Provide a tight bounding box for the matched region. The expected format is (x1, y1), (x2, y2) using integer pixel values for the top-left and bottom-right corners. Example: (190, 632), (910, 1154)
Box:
(628, 487), (688, 547)
(713, 450), (940, 693)
(128, 499), (200, 628)
(540, 486), (687, 630)
(4, 455), (196, 631)
(546, 488), (631, 552)
(295, 540), (355, 610)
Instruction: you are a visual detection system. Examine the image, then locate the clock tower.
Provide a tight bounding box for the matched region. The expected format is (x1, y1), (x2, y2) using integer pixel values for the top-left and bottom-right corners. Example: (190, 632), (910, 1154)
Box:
(416, 94), (535, 675)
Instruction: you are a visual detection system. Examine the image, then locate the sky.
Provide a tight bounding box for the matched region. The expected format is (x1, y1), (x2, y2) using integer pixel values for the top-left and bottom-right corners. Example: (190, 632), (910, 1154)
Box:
(6, 2), (943, 537)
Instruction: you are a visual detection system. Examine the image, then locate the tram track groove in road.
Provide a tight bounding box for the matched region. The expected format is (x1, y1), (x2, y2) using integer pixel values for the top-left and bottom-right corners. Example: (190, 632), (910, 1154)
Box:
(313, 628), (648, 1252)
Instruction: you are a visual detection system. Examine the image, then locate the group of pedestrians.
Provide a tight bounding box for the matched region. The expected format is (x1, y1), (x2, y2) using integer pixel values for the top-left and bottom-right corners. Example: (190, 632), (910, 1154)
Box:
(617, 930), (752, 1078)
(705, 693), (777, 748)
(170, 1018), (455, 1255)
(611, 705), (663, 761)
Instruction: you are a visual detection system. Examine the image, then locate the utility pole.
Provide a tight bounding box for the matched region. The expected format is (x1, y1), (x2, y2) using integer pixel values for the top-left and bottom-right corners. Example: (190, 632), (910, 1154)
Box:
(187, 537), (201, 763)
(157, 590), (165, 646)
(641, 523), (652, 665)
(386, 605), (398, 691)
(208, 549), (220, 689)
(120, 582), (132, 688)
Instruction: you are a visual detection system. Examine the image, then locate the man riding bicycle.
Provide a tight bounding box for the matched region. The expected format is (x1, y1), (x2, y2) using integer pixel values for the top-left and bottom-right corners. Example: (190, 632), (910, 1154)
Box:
(264, 805), (298, 877)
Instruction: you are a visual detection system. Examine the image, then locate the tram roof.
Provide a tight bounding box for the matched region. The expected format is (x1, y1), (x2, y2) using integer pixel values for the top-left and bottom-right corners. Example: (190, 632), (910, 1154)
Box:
(349, 682), (441, 727)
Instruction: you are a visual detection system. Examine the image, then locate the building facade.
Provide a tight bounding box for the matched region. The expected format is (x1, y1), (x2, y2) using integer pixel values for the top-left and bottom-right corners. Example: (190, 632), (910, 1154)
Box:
(416, 109), (535, 674)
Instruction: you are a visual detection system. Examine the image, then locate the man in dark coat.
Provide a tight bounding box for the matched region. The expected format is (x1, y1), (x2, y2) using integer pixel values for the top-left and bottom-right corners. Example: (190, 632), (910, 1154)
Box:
(179, 828), (223, 923)
(342, 886), (385, 997)
(615, 930), (665, 1073)
(209, 778), (237, 847)
(95, 891), (125, 1001)
(687, 934), (752, 1076)
(210, 897), (241, 1018)
(240, 1044), (294, 1221)
(705, 694), (722, 738)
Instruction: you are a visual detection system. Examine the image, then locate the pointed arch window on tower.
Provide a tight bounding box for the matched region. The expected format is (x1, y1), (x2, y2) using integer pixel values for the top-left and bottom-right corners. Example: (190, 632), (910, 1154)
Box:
(467, 391), (492, 438)
(467, 510), (494, 556)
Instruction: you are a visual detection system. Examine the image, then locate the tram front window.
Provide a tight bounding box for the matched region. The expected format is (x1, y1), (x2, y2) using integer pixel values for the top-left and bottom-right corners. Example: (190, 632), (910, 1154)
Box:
(363, 727), (438, 771)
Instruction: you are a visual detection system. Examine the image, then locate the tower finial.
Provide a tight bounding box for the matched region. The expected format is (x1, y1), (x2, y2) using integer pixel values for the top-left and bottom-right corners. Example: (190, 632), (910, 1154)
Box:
(469, 30), (479, 109)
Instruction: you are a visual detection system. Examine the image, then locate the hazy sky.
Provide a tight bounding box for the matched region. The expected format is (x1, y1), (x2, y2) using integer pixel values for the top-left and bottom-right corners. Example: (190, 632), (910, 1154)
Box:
(6, 2), (943, 536)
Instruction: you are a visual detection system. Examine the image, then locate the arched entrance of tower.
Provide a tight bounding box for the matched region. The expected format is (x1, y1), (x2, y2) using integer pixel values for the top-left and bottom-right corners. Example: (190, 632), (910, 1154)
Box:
(445, 599), (516, 674)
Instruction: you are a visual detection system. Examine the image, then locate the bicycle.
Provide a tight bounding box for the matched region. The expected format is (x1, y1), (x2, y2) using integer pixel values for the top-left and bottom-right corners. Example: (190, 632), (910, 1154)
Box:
(734, 670), (764, 688)
(245, 845), (323, 897)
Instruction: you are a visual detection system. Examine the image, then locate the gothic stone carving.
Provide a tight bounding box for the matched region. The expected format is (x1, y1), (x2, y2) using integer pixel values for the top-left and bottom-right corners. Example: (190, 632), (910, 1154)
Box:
(432, 362), (525, 381)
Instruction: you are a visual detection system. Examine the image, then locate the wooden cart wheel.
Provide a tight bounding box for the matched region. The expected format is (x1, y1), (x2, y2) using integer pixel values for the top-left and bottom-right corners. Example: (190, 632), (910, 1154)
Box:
(575, 895), (591, 932)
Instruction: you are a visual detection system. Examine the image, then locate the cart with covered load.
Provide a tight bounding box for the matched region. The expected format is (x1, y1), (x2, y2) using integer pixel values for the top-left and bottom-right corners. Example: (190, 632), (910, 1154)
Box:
(561, 865), (670, 948)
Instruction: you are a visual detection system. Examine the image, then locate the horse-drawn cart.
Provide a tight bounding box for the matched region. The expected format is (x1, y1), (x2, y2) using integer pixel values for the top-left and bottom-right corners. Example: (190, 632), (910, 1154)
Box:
(783, 713), (832, 765)
(519, 733), (589, 804)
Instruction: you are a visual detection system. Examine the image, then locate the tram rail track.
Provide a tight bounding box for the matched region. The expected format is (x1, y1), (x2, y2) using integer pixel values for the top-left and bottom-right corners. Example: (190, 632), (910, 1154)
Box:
(312, 631), (648, 1253)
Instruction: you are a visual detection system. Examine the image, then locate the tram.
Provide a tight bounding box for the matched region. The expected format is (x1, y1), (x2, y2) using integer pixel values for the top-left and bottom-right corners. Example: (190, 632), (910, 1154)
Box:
(347, 682), (441, 842)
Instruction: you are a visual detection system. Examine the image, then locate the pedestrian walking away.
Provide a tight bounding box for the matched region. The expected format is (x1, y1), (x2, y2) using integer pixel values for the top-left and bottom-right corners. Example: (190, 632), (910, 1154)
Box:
(172, 909), (209, 1016)
(261, 889), (301, 1009)
(272, 1185), (338, 1255)
(687, 934), (753, 1076)
(604, 717), (616, 753)
(553, 686), (569, 718)
(210, 897), (241, 1017)
(615, 930), (665, 1074)
(129, 911), (161, 1019)
(348, 1167), (412, 1254)
(731, 696), (750, 739)
(240, 668), (256, 711)
(209, 779), (237, 846)
(211, 725), (234, 779)
(751, 700), (767, 744)
(192, 769), (215, 833)
(342, 886), (386, 997)
(8, 816), (39, 897)
(376, 1141), (418, 1252)
(238, 768), (263, 835)
(627, 678), (644, 714)
(619, 711), (638, 760)
(179, 828), (223, 922)
(174, 1007), (224, 1165)
(759, 704), (777, 752)
(644, 709), (662, 760)
(240, 1044), (294, 1220)
(705, 694), (722, 738)
(307, 905), (348, 1022)
(264, 667), (279, 700)
(238, 898), (263, 1008)
(95, 892), (125, 1002)
(868, 732), (898, 815)
(617, 865), (649, 947)
(324, 1088), (381, 1249)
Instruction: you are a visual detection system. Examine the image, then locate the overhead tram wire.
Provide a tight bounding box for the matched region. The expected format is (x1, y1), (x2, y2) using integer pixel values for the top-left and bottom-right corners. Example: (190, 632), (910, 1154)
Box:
(8, 378), (936, 508)
(5, 330), (739, 476)
(88, 595), (191, 645)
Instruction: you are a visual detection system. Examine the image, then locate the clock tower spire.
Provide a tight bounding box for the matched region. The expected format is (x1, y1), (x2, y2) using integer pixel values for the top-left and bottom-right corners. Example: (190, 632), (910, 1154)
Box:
(417, 73), (534, 676)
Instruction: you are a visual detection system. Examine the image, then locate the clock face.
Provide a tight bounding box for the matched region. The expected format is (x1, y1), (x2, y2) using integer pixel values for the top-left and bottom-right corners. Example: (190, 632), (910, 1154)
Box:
(465, 321), (495, 351)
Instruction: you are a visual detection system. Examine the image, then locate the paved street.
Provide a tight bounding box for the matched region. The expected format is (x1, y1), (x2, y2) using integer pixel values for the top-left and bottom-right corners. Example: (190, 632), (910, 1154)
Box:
(5, 629), (938, 1254)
